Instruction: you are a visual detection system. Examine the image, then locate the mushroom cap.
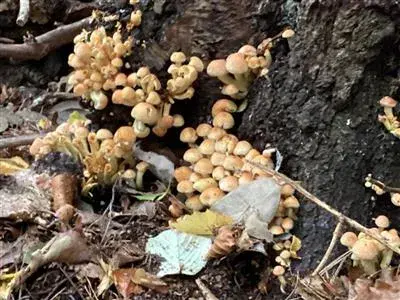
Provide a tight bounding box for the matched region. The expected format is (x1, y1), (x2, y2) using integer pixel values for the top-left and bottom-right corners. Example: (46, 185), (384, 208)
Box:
(137, 67), (150, 78)
(185, 195), (204, 211)
(215, 134), (238, 154)
(131, 102), (159, 125)
(233, 141), (252, 156)
(281, 218), (294, 231)
(238, 171), (253, 185)
(122, 169), (136, 179)
(213, 112), (235, 129)
(269, 225), (284, 235)
(211, 99), (237, 117)
(189, 172), (203, 183)
(281, 184), (295, 197)
(193, 177), (218, 193)
(226, 53), (248, 74)
(189, 56), (204, 72)
(136, 161), (149, 172)
(223, 155), (244, 171)
(172, 114), (185, 127)
(96, 128), (113, 140)
(210, 152), (226, 166)
(238, 45), (257, 57)
(379, 96), (397, 108)
(174, 166), (192, 182)
(374, 215), (390, 228)
(206, 59), (228, 77)
(219, 175), (239, 192)
(391, 193), (400, 206)
(351, 239), (379, 260)
(196, 123), (212, 137)
(170, 52), (187, 64)
(115, 73), (127, 86)
(245, 149), (261, 161)
(194, 158), (214, 175)
(113, 126), (136, 145)
(283, 196), (300, 209)
(272, 266), (285, 276)
(180, 127), (198, 143)
(280, 250), (291, 259)
(199, 187), (225, 206)
(183, 148), (203, 164)
(340, 232), (358, 248)
(221, 84), (239, 96)
(281, 28), (295, 38)
(198, 139), (216, 155)
(212, 166), (227, 181)
(177, 180), (195, 194)
(207, 127), (226, 140)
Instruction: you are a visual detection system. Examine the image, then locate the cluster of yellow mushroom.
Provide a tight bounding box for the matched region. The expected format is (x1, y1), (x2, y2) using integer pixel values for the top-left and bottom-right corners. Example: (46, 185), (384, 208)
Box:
(340, 215), (399, 275)
(377, 96), (400, 138)
(206, 29), (294, 100)
(29, 121), (148, 193)
(68, 26), (134, 109)
(174, 123), (275, 210)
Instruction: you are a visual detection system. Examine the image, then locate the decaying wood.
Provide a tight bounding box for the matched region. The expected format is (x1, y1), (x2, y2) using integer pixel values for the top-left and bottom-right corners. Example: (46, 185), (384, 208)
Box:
(0, 133), (43, 149)
(0, 17), (91, 61)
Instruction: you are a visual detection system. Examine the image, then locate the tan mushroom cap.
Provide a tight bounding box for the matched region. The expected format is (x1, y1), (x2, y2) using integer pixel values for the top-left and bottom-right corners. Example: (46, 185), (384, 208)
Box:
(238, 171), (253, 185)
(196, 123), (212, 137)
(198, 139), (216, 155)
(199, 187), (225, 206)
(185, 195), (204, 211)
(213, 112), (235, 129)
(272, 265), (285, 276)
(223, 155), (244, 171)
(189, 56), (204, 72)
(189, 172), (203, 183)
(131, 102), (159, 125)
(215, 134), (238, 154)
(281, 218), (294, 231)
(219, 175), (239, 192)
(207, 127), (226, 140)
(379, 96), (397, 108)
(340, 232), (358, 248)
(170, 52), (187, 64)
(351, 239), (380, 260)
(269, 225), (284, 235)
(173, 114), (185, 127)
(226, 53), (248, 74)
(210, 152), (226, 166)
(221, 84), (239, 96)
(391, 193), (400, 206)
(113, 126), (136, 145)
(174, 166), (193, 182)
(180, 127), (198, 143)
(283, 196), (300, 209)
(96, 128), (113, 140)
(375, 215), (390, 228)
(238, 45), (257, 57)
(207, 59), (228, 77)
(212, 166), (227, 181)
(194, 158), (214, 175)
(211, 99), (237, 117)
(282, 28), (295, 38)
(281, 184), (295, 197)
(193, 177), (218, 193)
(136, 161), (149, 172)
(183, 148), (203, 164)
(177, 180), (195, 194)
(233, 141), (252, 156)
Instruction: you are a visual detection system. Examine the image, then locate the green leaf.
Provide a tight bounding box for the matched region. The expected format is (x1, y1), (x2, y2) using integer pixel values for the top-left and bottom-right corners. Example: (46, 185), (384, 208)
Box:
(68, 111), (87, 124)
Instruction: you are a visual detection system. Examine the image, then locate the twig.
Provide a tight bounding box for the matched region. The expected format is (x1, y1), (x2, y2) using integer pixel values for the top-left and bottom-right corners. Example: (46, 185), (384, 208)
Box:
(58, 267), (85, 300)
(16, 0), (30, 27)
(195, 279), (219, 300)
(247, 162), (400, 255)
(312, 220), (343, 276)
(320, 251), (351, 276)
(0, 17), (91, 61)
(367, 177), (400, 193)
(0, 133), (43, 149)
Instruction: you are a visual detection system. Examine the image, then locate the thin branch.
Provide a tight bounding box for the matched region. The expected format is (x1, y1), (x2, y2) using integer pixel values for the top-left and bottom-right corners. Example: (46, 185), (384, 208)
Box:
(0, 133), (43, 149)
(195, 279), (219, 300)
(312, 220), (343, 276)
(0, 17), (91, 61)
(16, 0), (30, 27)
(367, 177), (400, 193)
(247, 162), (400, 255)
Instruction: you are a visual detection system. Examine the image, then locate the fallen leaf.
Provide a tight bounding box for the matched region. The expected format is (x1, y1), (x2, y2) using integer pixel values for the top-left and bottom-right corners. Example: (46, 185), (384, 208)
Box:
(131, 268), (168, 293)
(97, 259), (113, 296)
(126, 201), (157, 219)
(110, 244), (145, 268)
(112, 268), (144, 298)
(146, 229), (212, 277)
(211, 178), (280, 240)
(0, 272), (19, 300)
(290, 235), (302, 258)
(0, 157), (29, 175)
(170, 210), (233, 236)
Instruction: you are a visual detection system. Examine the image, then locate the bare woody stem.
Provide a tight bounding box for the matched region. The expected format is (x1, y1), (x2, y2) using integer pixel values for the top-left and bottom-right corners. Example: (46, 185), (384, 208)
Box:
(247, 161), (400, 255)
(16, 0), (30, 27)
(368, 177), (400, 194)
(0, 133), (44, 149)
(0, 17), (91, 61)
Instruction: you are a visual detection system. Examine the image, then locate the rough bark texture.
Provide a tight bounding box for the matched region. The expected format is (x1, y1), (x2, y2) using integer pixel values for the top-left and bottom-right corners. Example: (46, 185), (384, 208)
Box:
(237, 0), (400, 271)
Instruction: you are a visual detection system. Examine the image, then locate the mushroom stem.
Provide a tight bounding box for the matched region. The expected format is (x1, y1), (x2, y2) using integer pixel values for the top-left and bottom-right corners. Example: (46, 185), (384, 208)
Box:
(136, 162), (149, 190)
(217, 74), (236, 86)
(133, 119), (146, 132)
(384, 107), (394, 118)
(163, 103), (172, 117)
(360, 259), (377, 275)
(277, 276), (287, 294)
(380, 249), (393, 269)
(232, 73), (249, 92)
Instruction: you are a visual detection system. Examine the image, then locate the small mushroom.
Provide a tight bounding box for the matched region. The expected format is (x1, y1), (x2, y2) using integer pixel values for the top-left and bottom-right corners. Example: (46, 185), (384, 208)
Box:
(211, 99), (237, 117)
(180, 127), (198, 144)
(391, 193), (400, 206)
(272, 266), (287, 293)
(340, 231), (358, 248)
(174, 166), (192, 182)
(135, 161), (149, 190)
(219, 175), (239, 192)
(374, 215), (390, 230)
(379, 96), (397, 118)
(177, 180), (195, 194)
(196, 123), (212, 137)
(194, 158), (214, 175)
(199, 187), (225, 206)
(185, 195), (204, 211)
(183, 148), (203, 164)
(213, 112), (235, 129)
(193, 177), (218, 193)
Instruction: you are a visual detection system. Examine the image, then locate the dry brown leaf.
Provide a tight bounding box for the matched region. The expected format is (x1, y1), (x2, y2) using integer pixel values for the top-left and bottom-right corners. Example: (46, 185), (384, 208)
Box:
(170, 209), (233, 236)
(207, 225), (237, 259)
(112, 269), (144, 299)
(131, 268), (168, 294)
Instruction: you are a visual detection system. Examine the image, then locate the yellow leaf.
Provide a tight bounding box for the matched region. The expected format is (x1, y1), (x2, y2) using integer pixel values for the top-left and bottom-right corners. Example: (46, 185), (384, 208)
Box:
(0, 271), (20, 300)
(170, 210), (233, 236)
(0, 156), (29, 175)
(290, 235), (302, 259)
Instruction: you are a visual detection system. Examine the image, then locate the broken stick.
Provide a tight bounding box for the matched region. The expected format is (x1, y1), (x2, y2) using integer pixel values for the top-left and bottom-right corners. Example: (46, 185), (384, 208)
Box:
(248, 161), (400, 255)
(0, 17), (91, 61)
(16, 0), (30, 27)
